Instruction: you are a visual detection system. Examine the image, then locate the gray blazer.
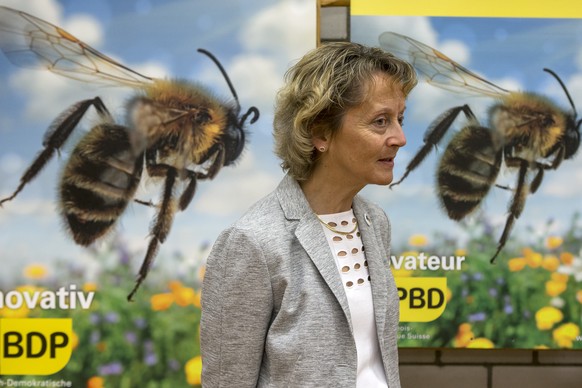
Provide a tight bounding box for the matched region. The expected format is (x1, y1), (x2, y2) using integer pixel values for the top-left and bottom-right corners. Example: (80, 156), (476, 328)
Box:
(201, 174), (401, 388)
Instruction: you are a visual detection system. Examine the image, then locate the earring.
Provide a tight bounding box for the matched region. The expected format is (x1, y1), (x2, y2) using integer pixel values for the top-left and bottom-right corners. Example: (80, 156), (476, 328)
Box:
(318, 146), (326, 152)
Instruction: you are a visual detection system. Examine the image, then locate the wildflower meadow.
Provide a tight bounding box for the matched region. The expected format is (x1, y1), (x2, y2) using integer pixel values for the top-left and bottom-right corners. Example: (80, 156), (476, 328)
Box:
(1, 212), (580, 387)
(394, 212), (582, 349)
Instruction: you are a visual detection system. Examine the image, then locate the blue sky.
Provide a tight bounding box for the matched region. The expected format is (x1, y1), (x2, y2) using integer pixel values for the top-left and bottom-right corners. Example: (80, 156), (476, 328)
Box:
(0, 0), (580, 284)
(0, 0), (314, 282)
(352, 15), (582, 254)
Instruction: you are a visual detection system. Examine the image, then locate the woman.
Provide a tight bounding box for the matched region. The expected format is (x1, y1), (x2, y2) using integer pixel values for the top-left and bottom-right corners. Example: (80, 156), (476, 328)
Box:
(201, 42), (417, 387)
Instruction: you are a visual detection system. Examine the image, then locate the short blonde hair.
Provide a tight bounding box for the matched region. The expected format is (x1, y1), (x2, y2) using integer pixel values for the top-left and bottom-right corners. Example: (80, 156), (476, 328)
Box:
(273, 42), (417, 181)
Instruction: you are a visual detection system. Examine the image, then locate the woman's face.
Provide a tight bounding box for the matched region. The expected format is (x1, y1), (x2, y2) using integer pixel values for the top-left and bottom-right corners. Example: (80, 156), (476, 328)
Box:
(315, 72), (407, 190)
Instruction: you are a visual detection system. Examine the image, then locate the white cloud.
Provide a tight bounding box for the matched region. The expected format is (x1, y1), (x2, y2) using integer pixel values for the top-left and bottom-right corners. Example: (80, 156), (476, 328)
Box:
(0, 152), (24, 174)
(0, 196), (55, 221)
(0, 0), (61, 23)
(241, 0), (316, 63)
(351, 16), (437, 48)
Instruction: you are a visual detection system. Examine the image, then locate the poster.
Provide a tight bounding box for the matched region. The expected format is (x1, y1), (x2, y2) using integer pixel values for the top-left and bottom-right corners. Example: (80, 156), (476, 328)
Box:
(351, 0), (582, 349)
(0, 0), (314, 385)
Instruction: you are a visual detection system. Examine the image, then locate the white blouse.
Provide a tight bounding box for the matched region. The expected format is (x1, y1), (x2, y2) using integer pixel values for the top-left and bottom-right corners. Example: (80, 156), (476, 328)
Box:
(317, 209), (388, 388)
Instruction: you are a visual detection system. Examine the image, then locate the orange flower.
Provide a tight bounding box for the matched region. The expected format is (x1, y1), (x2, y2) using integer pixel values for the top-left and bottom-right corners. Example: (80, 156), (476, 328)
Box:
(551, 273), (569, 283)
(445, 287), (452, 303)
(453, 323), (474, 348)
(577, 290), (582, 304)
(151, 293), (174, 311)
(560, 252), (574, 265)
(168, 280), (184, 292)
(71, 331), (79, 350)
(185, 356), (203, 386)
(508, 257), (527, 272)
(193, 290), (202, 308)
(87, 376), (104, 388)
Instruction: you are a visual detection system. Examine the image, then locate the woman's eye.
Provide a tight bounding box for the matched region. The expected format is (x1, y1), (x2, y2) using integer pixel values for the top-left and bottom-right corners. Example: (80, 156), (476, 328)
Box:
(374, 117), (387, 126)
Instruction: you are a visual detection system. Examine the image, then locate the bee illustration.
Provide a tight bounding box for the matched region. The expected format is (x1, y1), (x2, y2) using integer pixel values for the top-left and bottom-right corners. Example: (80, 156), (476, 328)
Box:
(380, 31), (581, 263)
(0, 6), (260, 300)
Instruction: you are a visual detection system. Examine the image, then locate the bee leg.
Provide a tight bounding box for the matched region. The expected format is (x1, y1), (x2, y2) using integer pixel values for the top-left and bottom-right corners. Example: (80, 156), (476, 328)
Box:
(127, 167), (179, 301)
(178, 171), (198, 211)
(529, 167), (544, 194)
(390, 104), (477, 188)
(198, 143), (227, 180)
(0, 97), (112, 206)
(491, 161), (529, 263)
(134, 198), (156, 207)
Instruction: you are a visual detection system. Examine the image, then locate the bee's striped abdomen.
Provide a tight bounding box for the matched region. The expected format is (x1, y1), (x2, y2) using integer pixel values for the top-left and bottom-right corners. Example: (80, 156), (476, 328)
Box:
(437, 126), (502, 220)
(59, 124), (144, 245)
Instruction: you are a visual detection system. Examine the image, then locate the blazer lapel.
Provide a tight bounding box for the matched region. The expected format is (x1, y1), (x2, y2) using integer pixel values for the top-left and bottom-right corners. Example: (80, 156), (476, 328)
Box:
(353, 198), (389, 334)
(275, 175), (353, 332)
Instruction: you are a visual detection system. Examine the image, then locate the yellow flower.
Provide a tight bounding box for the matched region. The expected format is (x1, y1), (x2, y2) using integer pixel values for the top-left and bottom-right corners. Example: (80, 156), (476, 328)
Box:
(185, 355), (203, 386)
(560, 252), (574, 265)
(408, 234), (428, 247)
(23, 263), (49, 280)
(87, 376), (104, 388)
(523, 248), (542, 268)
(541, 255), (560, 272)
(174, 286), (197, 307)
(83, 282), (98, 293)
(455, 248), (467, 257)
(508, 257), (527, 272)
(151, 293), (174, 311)
(546, 280), (567, 297)
(553, 323), (580, 348)
(467, 338), (494, 349)
(576, 290), (582, 304)
(545, 236), (563, 250)
(0, 304), (30, 318)
(535, 306), (563, 330)
(534, 345), (550, 349)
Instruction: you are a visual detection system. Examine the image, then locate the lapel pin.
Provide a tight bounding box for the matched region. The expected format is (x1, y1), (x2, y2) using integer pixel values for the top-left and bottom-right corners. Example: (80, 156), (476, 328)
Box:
(364, 213), (371, 226)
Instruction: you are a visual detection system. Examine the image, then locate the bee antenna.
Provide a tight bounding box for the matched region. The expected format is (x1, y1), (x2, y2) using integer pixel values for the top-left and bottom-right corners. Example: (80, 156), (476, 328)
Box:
(197, 48), (241, 111)
(240, 106), (260, 127)
(544, 68), (577, 117)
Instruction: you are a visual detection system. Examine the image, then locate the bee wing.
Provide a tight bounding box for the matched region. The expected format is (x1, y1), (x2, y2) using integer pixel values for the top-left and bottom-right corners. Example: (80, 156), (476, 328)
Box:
(0, 6), (153, 88)
(379, 31), (510, 98)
